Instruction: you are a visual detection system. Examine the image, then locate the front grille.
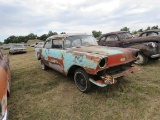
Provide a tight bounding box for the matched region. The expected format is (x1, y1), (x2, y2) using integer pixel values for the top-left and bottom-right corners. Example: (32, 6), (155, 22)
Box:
(97, 61), (133, 76)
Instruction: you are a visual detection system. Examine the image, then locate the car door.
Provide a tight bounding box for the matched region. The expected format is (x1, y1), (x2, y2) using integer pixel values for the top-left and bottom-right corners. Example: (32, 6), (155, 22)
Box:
(42, 39), (53, 66)
(98, 34), (121, 47)
(47, 39), (64, 74)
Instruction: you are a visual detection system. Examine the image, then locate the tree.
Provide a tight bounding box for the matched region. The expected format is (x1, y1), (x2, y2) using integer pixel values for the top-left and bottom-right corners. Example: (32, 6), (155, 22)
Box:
(146, 26), (151, 30)
(92, 30), (102, 38)
(131, 30), (138, 34)
(138, 29), (143, 32)
(120, 27), (130, 32)
(151, 25), (159, 30)
(61, 32), (66, 34)
(39, 34), (48, 41)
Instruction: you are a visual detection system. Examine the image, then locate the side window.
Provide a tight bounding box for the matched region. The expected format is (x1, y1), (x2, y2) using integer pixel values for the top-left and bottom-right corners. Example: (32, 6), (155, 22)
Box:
(106, 35), (118, 41)
(148, 32), (158, 36)
(44, 40), (52, 49)
(52, 40), (62, 49)
(72, 39), (81, 47)
(141, 33), (147, 37)
(100, 37), (106, 42)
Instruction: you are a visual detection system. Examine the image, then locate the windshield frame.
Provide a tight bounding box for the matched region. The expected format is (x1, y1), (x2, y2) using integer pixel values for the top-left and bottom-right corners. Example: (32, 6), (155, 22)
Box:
(63, 35), (98, 49)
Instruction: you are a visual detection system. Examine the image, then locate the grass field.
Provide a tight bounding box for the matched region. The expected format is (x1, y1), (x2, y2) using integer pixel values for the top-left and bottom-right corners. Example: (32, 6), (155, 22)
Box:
(2, 46), (160, 120)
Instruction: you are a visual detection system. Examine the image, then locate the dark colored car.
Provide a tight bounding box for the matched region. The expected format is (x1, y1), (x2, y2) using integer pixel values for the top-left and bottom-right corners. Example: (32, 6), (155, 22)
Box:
(0, 50), (11, 120)
(98, 31), (160, 65)
(35, 34), (138, 93)
(9, 44), (27, 55)
(139, 30), (160, 37)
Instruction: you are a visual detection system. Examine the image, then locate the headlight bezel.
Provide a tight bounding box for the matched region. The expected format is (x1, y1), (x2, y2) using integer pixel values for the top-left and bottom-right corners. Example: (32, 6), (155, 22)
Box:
(99, 57), (107, 68)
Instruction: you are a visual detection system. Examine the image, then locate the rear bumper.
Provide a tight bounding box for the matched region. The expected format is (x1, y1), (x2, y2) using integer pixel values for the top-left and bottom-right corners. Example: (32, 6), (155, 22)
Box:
(89, 66), (139, 87)
(2, 109), (8, 120)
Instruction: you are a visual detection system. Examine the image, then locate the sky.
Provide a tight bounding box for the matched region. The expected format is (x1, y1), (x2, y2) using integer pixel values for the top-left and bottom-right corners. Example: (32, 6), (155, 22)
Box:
(0, 0), (160, 42)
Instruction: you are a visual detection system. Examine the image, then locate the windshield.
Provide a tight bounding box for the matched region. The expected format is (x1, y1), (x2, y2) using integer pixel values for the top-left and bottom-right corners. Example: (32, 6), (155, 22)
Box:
(64, 35), (98, 48)
(118, 32), (133, 39)
(12, 45), (24, 48)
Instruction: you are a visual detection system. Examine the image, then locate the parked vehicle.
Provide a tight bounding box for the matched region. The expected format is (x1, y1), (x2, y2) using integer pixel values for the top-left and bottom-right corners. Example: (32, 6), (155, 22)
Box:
(138, 30), (160, 37)
(30, 43), (37, 47)
(9, 44), (27, 55)
(0, 50), (11, 120)
(35, 34), (138, 93)
(3, 44), (11, 50)
(98, 31), (160, 65)
(34, 42), (44, 48)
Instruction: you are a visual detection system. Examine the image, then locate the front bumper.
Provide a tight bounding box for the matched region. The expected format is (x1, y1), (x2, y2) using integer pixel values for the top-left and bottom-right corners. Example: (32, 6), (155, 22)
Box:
(2, 109), (8, 120)
(89, 66), (139, 87)
(151, 54), (160, 58)
(10, 50), (26, 53)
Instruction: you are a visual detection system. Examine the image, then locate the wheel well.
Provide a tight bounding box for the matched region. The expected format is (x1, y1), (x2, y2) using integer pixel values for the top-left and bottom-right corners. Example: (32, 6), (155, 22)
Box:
(67, 65), (84, 76)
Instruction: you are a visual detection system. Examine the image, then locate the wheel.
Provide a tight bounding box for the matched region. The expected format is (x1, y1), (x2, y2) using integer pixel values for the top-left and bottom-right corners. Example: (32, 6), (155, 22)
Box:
(74, 68), (92, 93)
(41, 60), (48, 70)
(37, 53), (41, 60)
(7, 79), (11, 97)
(135, 52), (148, 65)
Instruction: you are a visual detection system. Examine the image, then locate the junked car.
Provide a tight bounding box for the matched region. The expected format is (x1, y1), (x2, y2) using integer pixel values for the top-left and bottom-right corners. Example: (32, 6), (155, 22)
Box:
(138, 30), (160, 37)
(0, 50), (11, 120)
(98, 31), (160, 64)
(9, 44), (27, 55)
(35, 34), (138, 93)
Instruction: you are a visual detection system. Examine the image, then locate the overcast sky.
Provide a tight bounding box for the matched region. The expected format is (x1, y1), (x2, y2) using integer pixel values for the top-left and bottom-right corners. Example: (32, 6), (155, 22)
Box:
(0, 0), (160, 42)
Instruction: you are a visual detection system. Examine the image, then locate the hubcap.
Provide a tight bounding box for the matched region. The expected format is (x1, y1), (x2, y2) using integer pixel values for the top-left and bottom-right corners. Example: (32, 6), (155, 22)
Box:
(136, 54), (144, 64)
(75, 72), (87, 91)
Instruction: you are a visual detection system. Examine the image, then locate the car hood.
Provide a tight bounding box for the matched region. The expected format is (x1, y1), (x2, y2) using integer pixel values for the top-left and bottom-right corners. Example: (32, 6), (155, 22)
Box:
(67, 45), (136, 67)
(122, 36), (160, 43)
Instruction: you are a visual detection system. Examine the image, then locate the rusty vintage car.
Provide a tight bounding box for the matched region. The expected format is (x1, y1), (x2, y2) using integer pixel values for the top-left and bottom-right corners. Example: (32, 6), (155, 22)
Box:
(138, 30), (160, 37)
(35, 34), (138, 93)
(0, 50), (11, 120)
(98, 31), (160, 65)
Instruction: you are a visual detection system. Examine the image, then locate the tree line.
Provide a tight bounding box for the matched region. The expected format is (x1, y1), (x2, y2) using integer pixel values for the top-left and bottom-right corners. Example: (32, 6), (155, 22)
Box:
(2, 25), (159, 44)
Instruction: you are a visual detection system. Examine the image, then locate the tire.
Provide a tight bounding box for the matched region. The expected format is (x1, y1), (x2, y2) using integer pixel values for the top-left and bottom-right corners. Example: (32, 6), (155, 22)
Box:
(135, 52), (148, 65)
(74, 68), (92, 93)
(7, 80), (11, 97)
(41, 60), (48, 70)
(37, 53), (41, 60)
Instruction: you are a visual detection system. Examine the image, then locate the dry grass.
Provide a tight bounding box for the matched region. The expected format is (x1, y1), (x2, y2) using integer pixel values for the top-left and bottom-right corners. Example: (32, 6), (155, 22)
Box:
(2, 47), (160, 120)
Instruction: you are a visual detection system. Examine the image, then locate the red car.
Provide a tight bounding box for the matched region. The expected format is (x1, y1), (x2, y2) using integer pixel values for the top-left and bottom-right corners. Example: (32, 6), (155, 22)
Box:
(0, 50), (11, 120)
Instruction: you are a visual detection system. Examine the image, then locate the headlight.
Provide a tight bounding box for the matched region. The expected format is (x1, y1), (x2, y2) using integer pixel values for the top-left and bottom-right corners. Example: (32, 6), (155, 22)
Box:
(151, 42), (157, 48)
(144, 42), (157, 48)
(99, 57), (107, 68)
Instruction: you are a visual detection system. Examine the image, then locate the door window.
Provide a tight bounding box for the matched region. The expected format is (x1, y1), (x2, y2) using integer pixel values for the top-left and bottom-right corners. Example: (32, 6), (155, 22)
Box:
(141, 33), (147, 37)
(100, 37), (106, 42)
(52, 40), (62, 49)
(106, 35), (118, 41)
(44, 40), (52, 49)
(148, 32), (158, 36)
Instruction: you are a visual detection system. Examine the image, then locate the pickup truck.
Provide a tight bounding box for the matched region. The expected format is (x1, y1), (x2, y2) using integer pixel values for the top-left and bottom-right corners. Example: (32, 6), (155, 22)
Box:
(0, 50), (11, 120)
(35, 34), (138, 93)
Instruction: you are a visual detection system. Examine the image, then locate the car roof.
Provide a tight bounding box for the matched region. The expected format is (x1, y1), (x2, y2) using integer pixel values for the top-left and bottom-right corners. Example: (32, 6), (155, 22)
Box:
(47, 33), (91, 40)
(102, 31), (128, 36)
(145, 29), (160, 32)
